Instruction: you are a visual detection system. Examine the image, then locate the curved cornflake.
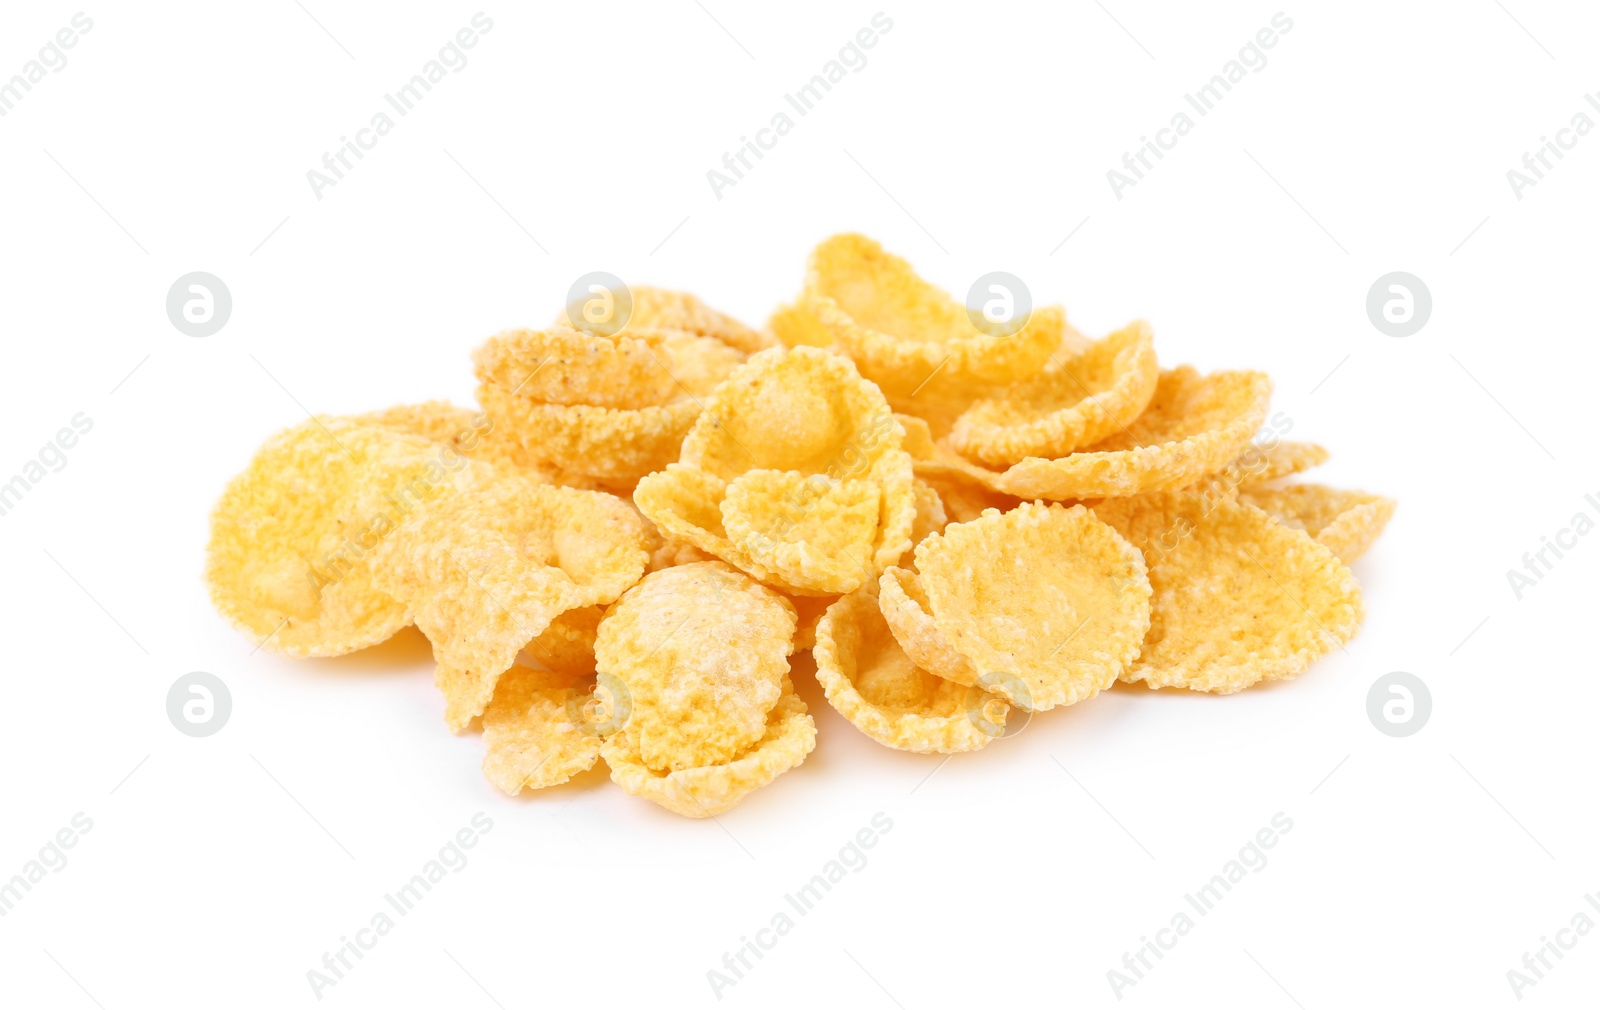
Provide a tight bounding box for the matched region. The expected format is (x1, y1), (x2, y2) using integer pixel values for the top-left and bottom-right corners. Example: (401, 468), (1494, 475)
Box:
(476, 385), (701, 482)
(559, 286), (774, 355)
(603, 684), (815, 818)
(719, 470), (882, 595)
(801, 233), (1060, 398)
(205, 418), (459, 658)
(594, 563), (796, 773)
(473, 326), (680, 408)
(906, 479), (949, 553)
(949, 320), (1160, 466)
(876, 567), (978, 686)
(1094, 491), (1365, 693)
(767, 300), (836, 348)
(369, 471), (650, 730)
(814, 589), (1002, 753)
(480, 667), (603, 795)
(915, 502), (1151, 711)
(633, 346), (916, 595)
(1211, 440), (1331, 491)
(520, 605), (603, 676)
(1238, 484), (1396, 564)
(916, 366), (1272, 501)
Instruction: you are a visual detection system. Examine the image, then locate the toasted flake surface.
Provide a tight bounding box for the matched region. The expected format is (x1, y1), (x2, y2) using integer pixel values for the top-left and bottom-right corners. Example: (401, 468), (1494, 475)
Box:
(915, 503), (1151, 710)
(949, 320), (1159, 466)
(370, 471), (649, 730)
(633, 346), (915, 594)
(1094, 491), (1365, 692)
(595, 563), (796, 773)
(206, 418), (453, 657)
(1239, 484), (1396, 564)
(877, 566), (978, 686)
(801, 233), (1059, 397)
(815, 589), (1002, 753)
(480, 667), (603, 794)
(603, 682), (815, 818)
(720, 470), (882, 595)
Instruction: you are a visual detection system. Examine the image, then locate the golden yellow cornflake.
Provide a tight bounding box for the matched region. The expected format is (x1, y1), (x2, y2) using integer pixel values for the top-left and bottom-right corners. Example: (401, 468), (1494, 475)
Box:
(473, 321), (745, 482)
(720, 470), (882, 595)
(916, 366), (1272, 501)
(561, 286), (774, 355)
(1212, 439), (1330, 490)
(815, 589), (1003, 753)
(206, 417), (460, 657)
(1094, 491), (1364, 693)
(519, 605), (603, 676)
(369, 471), (649, 730)
(1238, 484), (1396, 564)
(595, 563), (796, 773)
(633, 346), (915, 595)
(204, 231), (1393, 817)
(949, 320), (1159, 466)
(474, 326), (679, 408)
(906, 479), (948, 554)
(915, 502), (1151, 710)
(603, 683), (815, 818)
(785, 592), (834, 652)
(799, 234), (1061, 399)
(476, 387), (701, 482)
(480, 667), (603, 795)
(767, 300), (836, 348)
(922, 473), (1023, 525)
(876, 567), (978, 686)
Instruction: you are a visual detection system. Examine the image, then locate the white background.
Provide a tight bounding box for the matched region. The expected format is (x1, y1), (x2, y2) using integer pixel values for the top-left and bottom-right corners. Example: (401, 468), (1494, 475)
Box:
(1, 2), (1596, 1007)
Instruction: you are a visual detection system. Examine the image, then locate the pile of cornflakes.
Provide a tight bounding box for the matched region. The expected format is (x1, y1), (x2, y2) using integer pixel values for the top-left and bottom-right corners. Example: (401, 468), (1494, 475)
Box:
(207, 233), (1393, 818)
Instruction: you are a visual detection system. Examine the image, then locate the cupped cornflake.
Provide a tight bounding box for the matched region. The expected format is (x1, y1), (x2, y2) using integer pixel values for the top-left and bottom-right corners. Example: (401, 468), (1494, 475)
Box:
(1094, 490), (1364, 693)
(719, 470), (882, 595)
(915, 502), (1151, 711)
(916, 366), (1272, 501)
(801, 233), (1060, 398)
(949, 320), (1159, 466)
(480, 667), (604, 795)
(622, 286), (775, 355)
(369, 470), (649, 730)
(1238, 484), (1396, 564)
(473, 322), (744, 482)
(473, 326), (680, 408)
(206, 417), (463, 657)
(815, 589), (1003, 753)
(595, 563), (796, 773)
(876, 566), (978, 686)
(633, 346), (915, 595)
(603, 682), (815, 818)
